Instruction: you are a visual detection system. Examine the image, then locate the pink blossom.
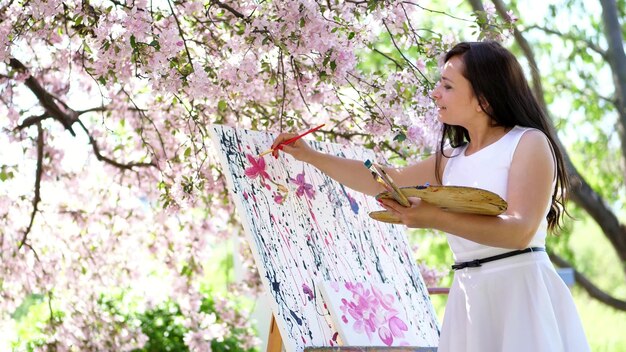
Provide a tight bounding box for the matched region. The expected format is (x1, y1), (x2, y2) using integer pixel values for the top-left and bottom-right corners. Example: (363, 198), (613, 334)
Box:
(506, 10), (518, 22)
(183, 331), (212, 352)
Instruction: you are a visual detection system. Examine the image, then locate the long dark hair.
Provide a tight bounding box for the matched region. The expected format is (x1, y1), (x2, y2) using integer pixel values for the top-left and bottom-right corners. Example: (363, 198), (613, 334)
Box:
(434, 41), (568, 232)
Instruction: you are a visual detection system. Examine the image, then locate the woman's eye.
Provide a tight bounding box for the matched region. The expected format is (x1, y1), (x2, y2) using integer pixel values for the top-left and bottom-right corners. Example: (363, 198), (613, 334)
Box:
(444, 85), (452, 90)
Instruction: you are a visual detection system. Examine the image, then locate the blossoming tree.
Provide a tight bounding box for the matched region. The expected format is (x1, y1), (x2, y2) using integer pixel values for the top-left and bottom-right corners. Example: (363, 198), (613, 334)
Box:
(0, 0), (512, 350)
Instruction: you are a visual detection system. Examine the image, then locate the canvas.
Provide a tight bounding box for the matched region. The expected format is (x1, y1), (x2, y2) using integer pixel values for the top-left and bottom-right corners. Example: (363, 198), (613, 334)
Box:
(209, 125), (439, 351)
(318, 281), (423, 346)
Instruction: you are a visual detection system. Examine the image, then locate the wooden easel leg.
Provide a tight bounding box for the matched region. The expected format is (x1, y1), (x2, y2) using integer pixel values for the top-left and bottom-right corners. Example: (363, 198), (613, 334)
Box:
(266, 314), (283, 352)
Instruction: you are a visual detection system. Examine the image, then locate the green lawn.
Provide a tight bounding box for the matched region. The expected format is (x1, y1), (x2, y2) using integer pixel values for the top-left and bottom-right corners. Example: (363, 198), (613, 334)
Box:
(568, 215), (626, 351)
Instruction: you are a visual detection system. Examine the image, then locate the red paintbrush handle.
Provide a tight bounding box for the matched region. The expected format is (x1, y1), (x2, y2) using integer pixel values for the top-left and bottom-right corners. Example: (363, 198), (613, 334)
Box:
(274, 124), (325, 150)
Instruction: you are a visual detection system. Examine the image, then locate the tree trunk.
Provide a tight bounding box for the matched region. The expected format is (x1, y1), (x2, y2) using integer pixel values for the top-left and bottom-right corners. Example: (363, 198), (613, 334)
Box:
(599, 0), (626, 165)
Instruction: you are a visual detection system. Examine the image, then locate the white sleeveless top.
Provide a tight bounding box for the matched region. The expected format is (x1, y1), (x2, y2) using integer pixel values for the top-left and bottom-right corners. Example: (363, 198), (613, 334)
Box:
(442, 126), (550, 262)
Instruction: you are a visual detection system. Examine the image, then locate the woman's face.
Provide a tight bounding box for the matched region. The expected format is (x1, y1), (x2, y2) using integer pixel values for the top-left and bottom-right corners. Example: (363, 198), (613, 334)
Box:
(431, 55), (482, 126)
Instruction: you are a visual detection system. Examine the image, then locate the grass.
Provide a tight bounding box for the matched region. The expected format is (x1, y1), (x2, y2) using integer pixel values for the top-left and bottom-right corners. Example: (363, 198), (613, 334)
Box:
(574, 287), (626, 351)
(568, 215), (626, 351)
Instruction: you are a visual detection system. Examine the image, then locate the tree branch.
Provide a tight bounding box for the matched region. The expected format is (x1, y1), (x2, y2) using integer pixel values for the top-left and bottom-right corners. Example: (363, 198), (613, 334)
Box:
(167, 0), (194, 71)
(278, 48), (287, 132)
(403, 1), (474, 23)
(372, 48), (403, 70)
(76, 106), (109, 115)
(10, 58), (157, 172)
(382, 20), (432, 86)
(16, 113), (51, 130)
(8, 58), (78, 136)
(318, 130), (409, 160)
(568, 172), (626, 262)
(121, 88), (169, 162)
(524, 24), (608, 61)
(75, 119), (156, 170)
(107, 0), (133, 10)
(290, 56), (312, 114)
(208, 0), (245, 19)
(549, 252), (626, 311)
(18, 122), (44, 249)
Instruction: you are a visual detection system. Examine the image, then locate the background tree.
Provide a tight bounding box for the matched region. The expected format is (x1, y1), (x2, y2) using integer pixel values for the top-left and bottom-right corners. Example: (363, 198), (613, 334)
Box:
(1, 0), (624, 351)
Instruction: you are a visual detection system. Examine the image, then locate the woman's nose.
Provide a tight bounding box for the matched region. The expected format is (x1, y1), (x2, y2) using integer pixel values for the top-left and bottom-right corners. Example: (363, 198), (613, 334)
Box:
(431, 87), (440, 100)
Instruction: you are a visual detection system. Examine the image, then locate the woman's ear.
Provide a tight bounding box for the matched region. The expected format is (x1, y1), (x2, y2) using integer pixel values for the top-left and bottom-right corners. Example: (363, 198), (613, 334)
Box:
(477, 96), (491, 114)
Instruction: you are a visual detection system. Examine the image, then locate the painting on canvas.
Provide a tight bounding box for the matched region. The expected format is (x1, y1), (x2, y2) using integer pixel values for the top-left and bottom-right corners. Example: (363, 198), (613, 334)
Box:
(319, 281), (423, 346)
(209, 125), (439, 352)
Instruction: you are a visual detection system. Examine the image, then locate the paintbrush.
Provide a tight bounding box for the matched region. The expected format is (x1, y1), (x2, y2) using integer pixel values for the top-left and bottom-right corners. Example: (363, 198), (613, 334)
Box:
(259, 124), (325, 157)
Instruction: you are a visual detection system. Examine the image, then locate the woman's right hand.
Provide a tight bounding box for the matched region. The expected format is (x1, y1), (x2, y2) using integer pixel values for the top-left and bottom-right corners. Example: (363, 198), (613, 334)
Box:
(271, 133), (316, 162)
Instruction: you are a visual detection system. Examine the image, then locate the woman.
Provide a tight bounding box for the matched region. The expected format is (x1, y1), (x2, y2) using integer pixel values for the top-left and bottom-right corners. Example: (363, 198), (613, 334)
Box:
(271, 41), (589, 351)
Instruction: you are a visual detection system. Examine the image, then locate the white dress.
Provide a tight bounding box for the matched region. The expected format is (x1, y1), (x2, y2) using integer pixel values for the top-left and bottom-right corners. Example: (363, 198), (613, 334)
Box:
(438, 126), (590, 352)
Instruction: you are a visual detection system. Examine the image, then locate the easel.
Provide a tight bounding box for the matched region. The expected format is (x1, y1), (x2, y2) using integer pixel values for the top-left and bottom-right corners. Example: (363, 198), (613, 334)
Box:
(266, 314), (283, 352)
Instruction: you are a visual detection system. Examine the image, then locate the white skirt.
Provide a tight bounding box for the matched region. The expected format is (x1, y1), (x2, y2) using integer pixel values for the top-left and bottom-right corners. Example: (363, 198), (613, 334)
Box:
(438, 251), (590, 352)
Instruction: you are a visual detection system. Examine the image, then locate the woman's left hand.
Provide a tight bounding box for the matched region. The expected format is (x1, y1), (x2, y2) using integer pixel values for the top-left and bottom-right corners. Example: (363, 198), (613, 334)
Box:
(379, 197), (441, 229)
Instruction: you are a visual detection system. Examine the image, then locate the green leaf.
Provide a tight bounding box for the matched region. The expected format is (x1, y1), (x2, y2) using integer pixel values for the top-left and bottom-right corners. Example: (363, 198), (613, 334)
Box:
(218, 100), (227, 112)
(394, 132), (406, 142)
(184, 147), (192, 158)
(130, 34), (137, 49)
(83, 42), (93, 54)
(149, 40), (160, 50)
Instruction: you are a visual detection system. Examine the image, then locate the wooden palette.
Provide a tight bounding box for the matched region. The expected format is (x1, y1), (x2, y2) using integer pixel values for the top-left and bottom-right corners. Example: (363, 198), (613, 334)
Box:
(370, 185), (508, 224)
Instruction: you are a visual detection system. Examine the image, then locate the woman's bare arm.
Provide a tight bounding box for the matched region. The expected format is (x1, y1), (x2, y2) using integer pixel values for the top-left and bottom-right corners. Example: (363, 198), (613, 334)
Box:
(381, 130), (554, 249)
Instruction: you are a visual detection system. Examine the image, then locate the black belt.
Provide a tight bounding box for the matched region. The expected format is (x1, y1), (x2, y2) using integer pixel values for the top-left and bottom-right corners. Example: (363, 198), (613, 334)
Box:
(451, 247), (545, 271)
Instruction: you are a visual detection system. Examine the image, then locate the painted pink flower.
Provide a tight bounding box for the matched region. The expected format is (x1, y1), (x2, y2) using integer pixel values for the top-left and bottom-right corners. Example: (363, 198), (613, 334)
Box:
(291, 172), (315, 199)
(388, 316), (408, 338)
(339, 282), (412, 345)
(378, 325), (393, 346)
(372, 286), (396, 312)
(273, 193), (284, 204)
(340, 284), (380, 339)
(244, 154), (270, 180)
(345, 282), (366, 297)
